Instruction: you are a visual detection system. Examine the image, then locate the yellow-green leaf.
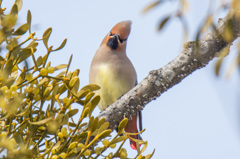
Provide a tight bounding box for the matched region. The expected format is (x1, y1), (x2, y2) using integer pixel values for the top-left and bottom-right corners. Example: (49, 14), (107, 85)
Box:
(29, 117), (52, 125)
(27, 10), (31, 32)
(89, 95), (100, 116)
(146, 149), (155, 159)
(77, 89), (90, 99)
(84, 92), (95, 104)
(80, 84), (100, 92)
(52, 38), (67, 52)
(66, 109), (78, 118)
(42, 27), (52, 49)
(120, 148), (127, 159)
(13, 23), (29, 35)
(97, 129), (112, 139)
(54, 64), (67, 70)
(11, 4), (18, 15)
(158, 15), (171, 31)
(97, 122), (109, 135)
(14, 0), (22, 11)
(38, 77), (49, 86)
(140, 141), (148, 154)
(15, 71), (26, 85)
(82, 107), (89, 118)
(91, 117), (99, 133)
(36, 56), (42, 67)
(78, 131), (88, 139)
(52, 141), (61, 151)
(18, 48), (33, 63)
(215, 58), (223, 76)
(88, 116), (94, 131)
(69, 122), (77, 127)
(98, 118), (105, 128)
(5, 59), (13, 76)
(70, 76), (79, 94)
(142, 1), (162, 14)
(110, 136), (127, 145)
(118, 118), (128, 132)
(58, 84), (67, 95)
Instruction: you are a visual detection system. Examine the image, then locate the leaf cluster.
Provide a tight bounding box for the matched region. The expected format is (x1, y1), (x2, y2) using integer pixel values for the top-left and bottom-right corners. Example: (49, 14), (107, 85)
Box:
(0, 1), (154, 158)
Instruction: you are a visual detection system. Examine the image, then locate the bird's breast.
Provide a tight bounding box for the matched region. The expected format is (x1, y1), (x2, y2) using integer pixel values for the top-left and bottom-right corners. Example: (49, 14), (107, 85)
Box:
(94, 63), (135, 110)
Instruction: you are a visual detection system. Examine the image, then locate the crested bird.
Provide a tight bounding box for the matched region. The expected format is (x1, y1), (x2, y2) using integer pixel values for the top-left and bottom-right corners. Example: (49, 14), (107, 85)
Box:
(89, 20), (142, 150)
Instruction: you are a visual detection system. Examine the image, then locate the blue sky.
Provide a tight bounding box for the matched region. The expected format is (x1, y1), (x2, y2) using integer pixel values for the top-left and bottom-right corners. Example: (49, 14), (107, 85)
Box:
(3, 0), (240, 158)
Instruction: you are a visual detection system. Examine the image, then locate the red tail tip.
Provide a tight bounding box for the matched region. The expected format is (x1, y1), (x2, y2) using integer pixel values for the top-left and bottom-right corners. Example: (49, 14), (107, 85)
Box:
(130, 140), (141, 150)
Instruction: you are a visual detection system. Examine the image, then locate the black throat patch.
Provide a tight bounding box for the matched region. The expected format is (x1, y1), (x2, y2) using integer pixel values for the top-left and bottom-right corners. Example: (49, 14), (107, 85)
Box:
(107, 36), (118, 50)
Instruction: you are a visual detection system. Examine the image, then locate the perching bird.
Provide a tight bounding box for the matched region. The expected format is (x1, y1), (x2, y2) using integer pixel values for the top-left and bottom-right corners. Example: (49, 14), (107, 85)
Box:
(89, 20), (142, 150)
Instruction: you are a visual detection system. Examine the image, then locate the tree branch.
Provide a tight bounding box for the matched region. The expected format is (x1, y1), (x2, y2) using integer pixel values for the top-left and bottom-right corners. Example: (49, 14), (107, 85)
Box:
(99, 10), (240, 130)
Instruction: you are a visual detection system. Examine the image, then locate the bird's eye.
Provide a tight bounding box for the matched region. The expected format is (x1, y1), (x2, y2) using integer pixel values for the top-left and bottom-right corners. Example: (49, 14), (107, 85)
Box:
(119, 37), (127, 44)
(109, 32), (113, 36)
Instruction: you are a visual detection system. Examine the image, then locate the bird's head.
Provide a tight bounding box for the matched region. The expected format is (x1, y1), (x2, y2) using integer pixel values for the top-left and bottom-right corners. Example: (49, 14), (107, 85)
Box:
(101, 20), (131, 51)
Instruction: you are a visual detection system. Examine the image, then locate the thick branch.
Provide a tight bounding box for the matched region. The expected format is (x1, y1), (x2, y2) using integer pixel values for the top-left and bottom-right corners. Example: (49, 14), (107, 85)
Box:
(99, 10), (240, 130)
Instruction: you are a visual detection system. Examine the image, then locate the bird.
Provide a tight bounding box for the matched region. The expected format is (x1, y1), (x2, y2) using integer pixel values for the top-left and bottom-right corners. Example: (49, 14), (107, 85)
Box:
(89, 20), (142, 150)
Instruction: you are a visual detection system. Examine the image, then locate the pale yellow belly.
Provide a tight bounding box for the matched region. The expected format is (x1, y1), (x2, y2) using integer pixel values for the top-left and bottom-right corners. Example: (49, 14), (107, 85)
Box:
(95, 64), (133, 110)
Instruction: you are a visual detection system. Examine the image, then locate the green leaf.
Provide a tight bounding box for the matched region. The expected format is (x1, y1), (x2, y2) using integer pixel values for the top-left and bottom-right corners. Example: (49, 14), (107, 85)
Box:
(29, 117), (52, 125)
(43, 86), (52, 96)
(158, 15), (171, 31)
(84, 92), (95, 104)
(140, 141), (148, 154)
(120, 148), (127, 159)
(142, 1), (162, 14)
(97, 129), (112, 139)
(38, 77), (49, 86)
(27, 10), (31, 33)
(82, 107), (89, 118)
(5, 59), (13, 76)
(18, 48), (33, 63)
(77, 89), (90, 99)
(52, 141), (61, 151)
(58, 84), (67, 95)
(27, 40), (38, 48)
(54, 64), (67, 70)
(66, 54), (72, 76)
(89, 95), (100, 116)
(118, 118), (128, 132)
(36, 56), (43, 67)
(78, 131), (88, 139)
(215, 58), (223, 76)
(52, 38), (67, 52)
(80, 84), (100, 92)
(110, 136), (127, 145)
(66, 109), (78, 118)
(69, 76), (79, 94)
(91, 117), (99, 133)
(15, 71), (26, 85)
(88, 116), (94, 131)
(4, 71), (18, 87)
(69, 122), (77, 127)
(14, 0), (22, 11)
(13, 23), (29, 35)
(52, 85), (59, 96)
(98, 118), (105, 128)
(97, 122), (109, 135)
(145, 149), (155, 159)
(11, 4), (18, 15)
(42, 27), (52, 49)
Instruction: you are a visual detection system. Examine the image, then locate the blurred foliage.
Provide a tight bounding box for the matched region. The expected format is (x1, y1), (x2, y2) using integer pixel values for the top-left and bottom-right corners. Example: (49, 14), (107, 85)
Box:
(142, 0), (240, 78)
(0, 0), (153, 158)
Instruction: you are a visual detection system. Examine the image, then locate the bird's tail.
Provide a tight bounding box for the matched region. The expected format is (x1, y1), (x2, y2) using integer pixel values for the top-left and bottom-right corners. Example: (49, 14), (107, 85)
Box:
(124, 112), (142, 150)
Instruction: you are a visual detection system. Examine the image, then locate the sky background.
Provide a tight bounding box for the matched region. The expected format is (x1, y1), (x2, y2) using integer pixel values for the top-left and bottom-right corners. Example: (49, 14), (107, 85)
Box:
(3, 0), (240, 158)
